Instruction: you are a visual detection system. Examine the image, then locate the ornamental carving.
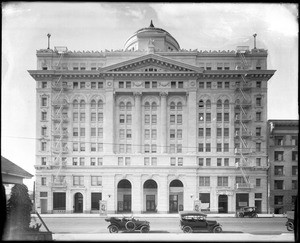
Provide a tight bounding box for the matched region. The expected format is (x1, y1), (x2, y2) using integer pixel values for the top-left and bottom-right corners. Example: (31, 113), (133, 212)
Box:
(159, 81), (169, 87)
(133, 81), (143, 87)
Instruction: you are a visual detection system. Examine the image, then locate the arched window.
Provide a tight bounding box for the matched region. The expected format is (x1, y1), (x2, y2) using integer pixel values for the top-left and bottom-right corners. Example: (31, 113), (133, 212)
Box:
(224, 99), (229, 108)
(217, 99), (222, 108)
(151, 102), (157, 111)
(73, 100), (78, 109)
(91, 100), (96, 108)
(145, 102), (150, 110)
(206, 100), (211, 109)
(170, 102), (176, 110)
(199, 100), (204, 108)
(80, 100), (85, 109)
(177, 102), (182, 110)
(126, 102), (132, 111)
(119, 102), (125, 110)
(98, 100), (103, 109)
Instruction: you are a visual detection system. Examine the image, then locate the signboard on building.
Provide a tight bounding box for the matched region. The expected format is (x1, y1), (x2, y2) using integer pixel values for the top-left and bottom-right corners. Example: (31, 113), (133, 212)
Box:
(99, 200), (107, 215)
(194, 200), (201, 211)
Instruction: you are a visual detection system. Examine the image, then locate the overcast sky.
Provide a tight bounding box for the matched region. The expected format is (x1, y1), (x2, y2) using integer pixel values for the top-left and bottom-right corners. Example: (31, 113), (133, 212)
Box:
(2, 2), (298, 190)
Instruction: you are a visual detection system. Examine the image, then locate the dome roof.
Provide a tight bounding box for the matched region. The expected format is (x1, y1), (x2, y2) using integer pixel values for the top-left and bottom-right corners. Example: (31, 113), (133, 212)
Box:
(124, 20), (180, 52)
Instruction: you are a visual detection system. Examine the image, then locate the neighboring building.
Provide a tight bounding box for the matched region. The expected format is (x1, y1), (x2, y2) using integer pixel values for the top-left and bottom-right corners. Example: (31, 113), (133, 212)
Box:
(267, 120), (298, 214)
(28, 21), (276, 214)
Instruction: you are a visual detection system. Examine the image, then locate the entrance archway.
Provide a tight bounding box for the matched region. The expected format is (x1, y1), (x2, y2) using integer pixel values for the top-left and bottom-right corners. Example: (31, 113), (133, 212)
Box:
(74, 192), (83, 213)
(143, 179), (158, 212)
(218, 195), (228, 213)
(169, 179), (184, 213)
(117, 179), (132, 212)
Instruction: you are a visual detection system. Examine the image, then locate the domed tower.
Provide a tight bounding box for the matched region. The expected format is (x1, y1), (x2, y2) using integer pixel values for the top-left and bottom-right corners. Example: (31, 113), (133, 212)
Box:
(124, 20), (180, 52)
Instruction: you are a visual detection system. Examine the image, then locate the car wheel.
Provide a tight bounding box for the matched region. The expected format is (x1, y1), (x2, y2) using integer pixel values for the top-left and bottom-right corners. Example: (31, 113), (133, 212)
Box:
(213, 226), (222, 233)
(239, 213), (244, 218)
(125, 221), (136, 231)
(287, 222), (294, 231)
(140, 226), (150, 233)
(183, 226), (193, 233)
(108, 225), (119, 233)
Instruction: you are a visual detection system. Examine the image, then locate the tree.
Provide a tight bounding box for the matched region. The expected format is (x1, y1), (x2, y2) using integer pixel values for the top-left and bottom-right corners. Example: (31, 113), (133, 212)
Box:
(6, 184), (33, 232)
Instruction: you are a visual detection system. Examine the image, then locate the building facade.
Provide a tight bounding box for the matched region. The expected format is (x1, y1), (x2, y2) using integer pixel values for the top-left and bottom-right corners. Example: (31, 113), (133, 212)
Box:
(267, 120), (298, 214)
(29, 22), (276, 214)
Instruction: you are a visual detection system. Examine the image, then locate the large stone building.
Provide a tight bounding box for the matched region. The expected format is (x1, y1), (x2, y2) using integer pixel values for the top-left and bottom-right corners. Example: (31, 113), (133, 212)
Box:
(267, 120), (298, 214)
(29, 21), (276, 214)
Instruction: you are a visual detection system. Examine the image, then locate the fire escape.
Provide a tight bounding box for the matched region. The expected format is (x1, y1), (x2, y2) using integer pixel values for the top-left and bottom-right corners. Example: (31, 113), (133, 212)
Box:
(234, 49), (254, 190)
(51, 46), (69, 187)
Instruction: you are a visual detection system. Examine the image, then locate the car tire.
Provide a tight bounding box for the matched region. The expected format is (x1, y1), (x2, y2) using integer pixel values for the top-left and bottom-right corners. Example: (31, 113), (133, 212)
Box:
(140, 226), (150, 233)
(183, 226), (193, 233)
(108, 225), (119, 233)
(239, 213), (244, 218)
(287, 222), (294, 231)
(213, 226), (222, 233)
(125, 221), (136, 231)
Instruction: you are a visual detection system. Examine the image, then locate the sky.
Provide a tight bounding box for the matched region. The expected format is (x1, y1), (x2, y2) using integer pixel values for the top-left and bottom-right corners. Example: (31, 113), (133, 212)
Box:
(2, 2), (298, 191)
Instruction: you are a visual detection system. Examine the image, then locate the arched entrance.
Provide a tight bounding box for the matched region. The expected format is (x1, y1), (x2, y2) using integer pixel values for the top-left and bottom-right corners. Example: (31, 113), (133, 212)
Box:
(218, 195), (228, 213)
(143, 179), (158, 212)
(74, 192), (83, 213)
(117, 179), (132, 212)
(169, 179), (184, 213)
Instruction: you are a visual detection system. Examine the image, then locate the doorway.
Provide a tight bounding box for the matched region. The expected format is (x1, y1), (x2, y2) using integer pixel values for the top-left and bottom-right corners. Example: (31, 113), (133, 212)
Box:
(40, 199), (47, 214)
(146, 195), (156, 212)
(117, 179), (132, 212)
(74, 192), (83, 213)
(255, 200), (262, 213)
(143, 179), (158, 212)
(169, 179), (184, 213)
(218, 195), (228, 213)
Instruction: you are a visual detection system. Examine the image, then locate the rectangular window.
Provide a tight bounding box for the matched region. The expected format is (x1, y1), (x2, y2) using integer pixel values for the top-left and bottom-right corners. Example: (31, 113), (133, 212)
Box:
(126, 114), (132, 124)
(120, 114), (125, 124)
(80, 113), (85, 122)
(170, 115), (175, 124)
(217, 158), (222, 166)
(256, 81), (261, 88)
(125, 157), (130, 166)
(177, 129), (182, 139)
(256, 143), (261, 152)
(41, 177), (46, 186)
(178, 81), (183, 88)
(91, 82), (96, 89)
(91, 193), (102, 210)
(198, 143), (204, 152)
(97, 158), (103, 166)
(98, 128), (103, 137)
(292, 166), (298, 176)
(145, 81), (150, 88)
(224, 143), (229, 152)
(224, 113), (229, 122)
(255, 193), (262, 199)
(152, 81), (157, 88)
(225, 82), (230, 88)
(91, 127), (96, 137)
(73, 143), (78, 151)
(118, 157), (123, 166)
(73, 176), (84, 186)
(171, 81), (176, 88)
(199, 177), (210, 186)
(206, 82), (211, 88)
(274, 180), (284, 190)
(224, 128), (229, 137)
(119, 81), (124, 88)
(144, 144), (150, 153)
(98, 82), (104, 89)
(41, 142), (47, 151)
(198, 128), (204, 137)
(274, 196), (283, 205)
(256, 178), (261, 187)
(170, 144), (175, 153)
(41, 157), (47, 165)
(98, 113), (103, 123)
(41, 111), (47, 121)
(275, 151), (284, 161)
(72, 157), (78, 166)
(126, 129), (132, 139)
(217, 143), (222, 152)
(256, 158), (261, 166)
(53, 192), (66, 210)
(206, 128), (211, 137)
(177, 115), (182, 124)
(275, 136), (284, 146)
(151, 157), (157, 166)
(91, 113), (96, 122)
(144, 157), (150, 166)
(80, 82), (85, 89)
(178, 157), (183, 166)
(256, 127), (261, 136)
(170, 129), (176, 139)
(170, 157), (176, 166)
(217, 113), (222, 122)
(205, 143), (211, 152)
(217, 177), (228, 186)
(90, 157), (96, 166)
(199, 82), (204, 88)
(199, 113), (204, 122)
(41, 82), (47, 88)
(73, 82), (78, 88)
(206, 158), (211, 166)
(97, 143), (103, 152)
(217, 128), (222, 137)
(144, 129), (150, 139)
(274, 166), (284, 176)
(198, 158), (204, 166)
(177, 144), (182, 153)
(291, 136), (298, 145)
(292, 180), (298, 190)
(91, 176), (102, 186)
(217, 82), (222, 88)
(206, 113), (211, 122)
(91, 143), (96, 152)
(80, 143), (85, 152)
(292, 151), (298, 161)
(256, 112), (261, 121)
(224, 158), (229, 166)
(256, 97), (262, 106)
(80, 127), (85, 137)
(152, 115), (157, 124)
(126, 81), (131, 88)
(80, 157), (85, 166)
(41, 127), (47, 136)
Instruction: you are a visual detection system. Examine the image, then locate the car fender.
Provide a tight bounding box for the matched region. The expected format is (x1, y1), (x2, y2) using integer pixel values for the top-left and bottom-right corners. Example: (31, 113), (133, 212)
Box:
(107, 224), (118, 229)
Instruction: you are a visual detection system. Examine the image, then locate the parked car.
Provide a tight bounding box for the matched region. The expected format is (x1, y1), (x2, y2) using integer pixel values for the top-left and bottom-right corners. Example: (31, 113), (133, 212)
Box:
(236, 207), (258, 218)
(104, 216), (150, 233)
(286, 218), (294, 231)
(179, 211), (222, 233)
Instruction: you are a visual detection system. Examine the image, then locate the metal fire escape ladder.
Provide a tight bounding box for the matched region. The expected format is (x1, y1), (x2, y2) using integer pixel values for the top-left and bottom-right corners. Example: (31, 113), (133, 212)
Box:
(51, 47), (68, 185)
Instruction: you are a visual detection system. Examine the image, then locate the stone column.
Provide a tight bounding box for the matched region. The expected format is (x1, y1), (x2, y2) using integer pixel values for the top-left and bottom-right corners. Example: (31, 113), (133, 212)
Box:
(187, 88), (197, 153)
(157, 175), (168, 213)
(133, 92), (142, 153)
(104, 79), (114, 153)
(131, 175), (142, 213)
(160, 92), (168, 153)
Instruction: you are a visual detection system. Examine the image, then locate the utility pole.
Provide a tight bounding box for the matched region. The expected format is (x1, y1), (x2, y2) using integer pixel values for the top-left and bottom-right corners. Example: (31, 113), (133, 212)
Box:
(253, 33), (257, 49)
(47, 33), (51, 49)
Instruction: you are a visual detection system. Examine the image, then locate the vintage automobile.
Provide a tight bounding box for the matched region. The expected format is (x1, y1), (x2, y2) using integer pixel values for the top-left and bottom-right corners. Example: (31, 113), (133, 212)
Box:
(286, 211), (295, 231)
(236, 206), (258, 218)
(179, 211), (222, 233)
(105, 216), (150, 233)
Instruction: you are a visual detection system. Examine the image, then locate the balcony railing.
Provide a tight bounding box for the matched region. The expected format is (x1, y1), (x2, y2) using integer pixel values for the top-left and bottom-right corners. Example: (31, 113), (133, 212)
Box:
(234, 148), (253, 155)
(236, 183), (254, 189)
(51, 82), (69, 91)
(235, 115), (252, 122)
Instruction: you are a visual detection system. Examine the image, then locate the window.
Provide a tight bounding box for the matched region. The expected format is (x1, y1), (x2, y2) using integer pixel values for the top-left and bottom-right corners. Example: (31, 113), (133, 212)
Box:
(151, 144), (157, 153)
(292, 166), (298, 176)
(292, 180), (298, 190)
(178, 157), (183, 166)
(72, 157), (78, 166)
(145, 144), (150, 153)
(217, 177), (228, 186)
(199, 100), (204, 108)
(224, 143), (229, 152)
(91, 176), (102, 186)
(256, 143), (261, 152)
(177, 144), (182, 153)
(256, 81), (261, 88)
(170, 157), (176, 166)
(206, 158), (211, 166)
(178, 82), (183, 88)
(292, 151), (298, 161)
(199, 113), (204, 121)
(41, 177), (46, 186)
(170, 115), (175, 124)
(73, 176), (84, 186)
(170, 129), (176, 139)
(225, 82), (230, 88)
(41, 157), (47, 165)
(152, 115), (157, 124)
(256, 127), (261, 136)
(256, 158), (261, 166)
(118, 157), (123, 166)
(41, 142), (47, 151)
(217, 158), (222, 166)
(171, 81), (176, 88)
(80, 157), (85, 166)
(91, 193), (102, 210)
(198, 158), (204, 166)
(206, 100), (211, 109)
(217, 128), (222, 137)
(255, 193), (262, 199)
(80, 143), (85, 152)
(98, 82), (104, 89)
(205, 143), (211, 152)
(199, 177), (210, 186)
(217, 113), (222, 122)
(80, 82), (85, 89)
(80, 113), (85, 122)
(274, 151), (284, 161)
(217, 82), (222, 88)
(224, 158), (229, 166)
(199, 82), (204, 88)
(217, 100), (222, 108)
(177, 115), (182, 124)
(152, 81), (157, 88)
(170, 144), (175, 153)
(98, 128), (103, 137)
(91, 82), (96, 89)
(126, 129), (132, 139)
(256, 178), (261, 187)
(90, 157), (96, 166)
(151, 157), (157, 166)
(41, 111), (47, 121)
(73, 143), (78, 151)
(170, 102), (176, 110)
(198, 128), (204, 137)
(291, 136), (298, 146)
(224, 128), (229, 137)
(41, 127), (47, 136)
(198, 143), (203, 152)
(126, 81), (131, 88)
(177, 129), (182, 139)
(217, 143), (222, 152)
(206, 113), (211, 122)
(274, 180), (284, 190)
(80, 100), (85, 109)
(73, 100), (79, 108)
(274, 166), (284, 176)
(119, 81), (124, 88)
(80, 127), (85, 137)
(275, 136), (284, 146)
(144, 157), (150, 166)
(224, 113), (229, 122)
(144, 129), (150, 139)
(206, 82), (211, 88)
(256, 112), (261, 121)
(41, 97), (47, 107)
(73, 127), (78, 137)
(256, 97), (262, 106)
(125, 157), (131, 166)
(120, 114), (125, 124)
(274, 196), (283, 205)
(42, 82), (47, 88)
(53, 192), (66, 210)
(206, 128), (211, 137)
(91, 143), (96, 152)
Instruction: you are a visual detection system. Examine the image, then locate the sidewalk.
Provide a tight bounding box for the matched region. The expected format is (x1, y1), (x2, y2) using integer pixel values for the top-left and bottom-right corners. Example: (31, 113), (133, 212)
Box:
(32, 213), (287, 218)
